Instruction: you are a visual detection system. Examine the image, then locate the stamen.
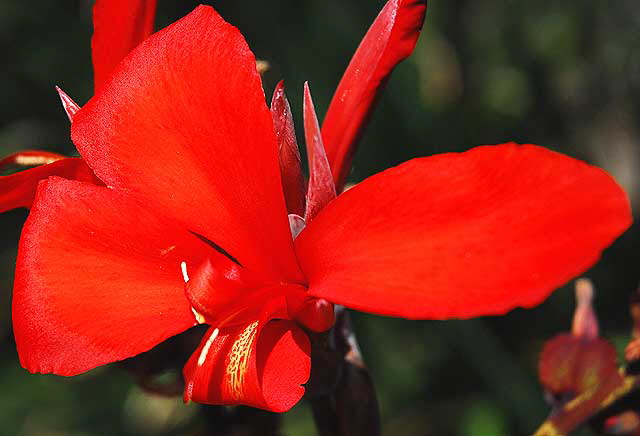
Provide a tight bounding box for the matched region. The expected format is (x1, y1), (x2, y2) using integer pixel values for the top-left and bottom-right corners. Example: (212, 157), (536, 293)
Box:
(197, 328), (220, 367)
(191, 308), (206, 324)
(180, 261), (190, 283)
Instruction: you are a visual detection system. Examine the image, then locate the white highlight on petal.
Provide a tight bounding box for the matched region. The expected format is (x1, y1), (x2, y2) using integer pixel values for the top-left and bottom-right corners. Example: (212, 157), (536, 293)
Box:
(181, 261), (190, 283)
(197, 328), (220, 367)
(14, 155), (61, 166)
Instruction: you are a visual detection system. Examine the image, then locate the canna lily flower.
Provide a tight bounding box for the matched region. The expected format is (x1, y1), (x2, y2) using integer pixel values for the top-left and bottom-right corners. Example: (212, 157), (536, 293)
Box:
(9, 3), (633, 415)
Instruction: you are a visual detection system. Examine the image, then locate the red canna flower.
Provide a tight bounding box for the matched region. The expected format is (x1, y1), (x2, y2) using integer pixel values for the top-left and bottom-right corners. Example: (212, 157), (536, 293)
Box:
(8, 3), (633, 414)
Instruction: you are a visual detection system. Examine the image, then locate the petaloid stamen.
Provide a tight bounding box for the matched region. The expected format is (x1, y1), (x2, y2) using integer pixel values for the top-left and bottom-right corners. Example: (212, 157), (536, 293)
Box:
(191, 308), (206, 324)
(197, 328), (220, 366)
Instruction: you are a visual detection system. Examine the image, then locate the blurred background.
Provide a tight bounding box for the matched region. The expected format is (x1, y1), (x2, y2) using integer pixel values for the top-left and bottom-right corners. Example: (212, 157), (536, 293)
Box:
(0, 0), (639, 435)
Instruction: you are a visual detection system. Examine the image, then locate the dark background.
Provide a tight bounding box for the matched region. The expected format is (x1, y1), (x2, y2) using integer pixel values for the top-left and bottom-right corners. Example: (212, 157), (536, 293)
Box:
(0, 0), (639, 434)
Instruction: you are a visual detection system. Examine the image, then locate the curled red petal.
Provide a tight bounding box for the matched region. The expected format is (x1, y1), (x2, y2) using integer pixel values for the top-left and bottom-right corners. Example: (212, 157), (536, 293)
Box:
(55, 87), (81, 122)
(13, 177), (212, 375)
(296, 143), (632, 319)
(185, 258), (291, 328)
(74, 6), (302, 283)
(0, 157), (100, 212)
(304, 83), (336, 221)
(183, 320), (311, 412)
(287, 294), (335, 333)
(322, 0), (427, 191)
(271, 81), (305, 216)
(92, 0), (157, 91)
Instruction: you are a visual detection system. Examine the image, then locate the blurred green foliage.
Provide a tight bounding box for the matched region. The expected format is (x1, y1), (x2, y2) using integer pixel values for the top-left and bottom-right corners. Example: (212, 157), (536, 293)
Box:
(0, 0), (639, 435)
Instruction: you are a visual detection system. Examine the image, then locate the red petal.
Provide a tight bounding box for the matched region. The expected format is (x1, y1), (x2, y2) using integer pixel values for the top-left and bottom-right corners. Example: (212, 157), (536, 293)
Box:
(55, 87), (81, 122)
(271, 81), (305, 216)
(185, 258), (291, 328)
(321, 0), (427, 191)
(92, 0), (157, 91)
(183, 320), (311, 412)
(538, 334), (620, 395)
(287, 293), (335, 333)
(303, 83), (336, 221)
(13, 177), (212, 375)
(295, 144), (632, 319)
(73, 6), (302, 283)
(0, 157), (100, 212)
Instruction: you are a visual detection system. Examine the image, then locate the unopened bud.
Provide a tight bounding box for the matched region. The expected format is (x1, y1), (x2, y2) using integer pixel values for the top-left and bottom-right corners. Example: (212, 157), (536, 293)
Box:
(572, 278), (599, 339)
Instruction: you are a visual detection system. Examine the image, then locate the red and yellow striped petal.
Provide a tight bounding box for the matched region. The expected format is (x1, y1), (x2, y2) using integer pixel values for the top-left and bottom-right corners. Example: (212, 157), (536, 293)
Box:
(183, 320), (311, 412)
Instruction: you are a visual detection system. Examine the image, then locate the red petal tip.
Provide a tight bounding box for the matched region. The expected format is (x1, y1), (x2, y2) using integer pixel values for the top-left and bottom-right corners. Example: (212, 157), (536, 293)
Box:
(303, 83), (336, 221)
(322, 0), (428, 190)
(55, 86), (81, 122)
(271, 81), (305, 216)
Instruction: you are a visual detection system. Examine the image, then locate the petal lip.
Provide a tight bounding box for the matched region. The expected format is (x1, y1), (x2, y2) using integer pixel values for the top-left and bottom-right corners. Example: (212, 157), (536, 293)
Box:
(91, 0), (157, 91)
(13, 177), (210, 376)
(322, 0), (427, 191)
(74, 5), (303, 283)
(183, 320), (310, 412)
(296, 143), (632, 320)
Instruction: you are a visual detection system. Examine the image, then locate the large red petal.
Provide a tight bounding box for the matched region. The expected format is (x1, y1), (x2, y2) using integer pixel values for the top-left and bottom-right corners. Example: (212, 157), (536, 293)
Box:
(0, 157), (100, 212)
(73, 6), (301, 283)
(295, 144), (632, 319)
(321, 0), (427, 191)
(13, 177), (211, 375)
(92, 0), (157, 91)
(183, 320), (311, 412)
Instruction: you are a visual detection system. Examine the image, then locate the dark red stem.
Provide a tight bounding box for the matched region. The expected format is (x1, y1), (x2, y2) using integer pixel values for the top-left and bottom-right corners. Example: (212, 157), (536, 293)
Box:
(306, 307), (381, 436)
